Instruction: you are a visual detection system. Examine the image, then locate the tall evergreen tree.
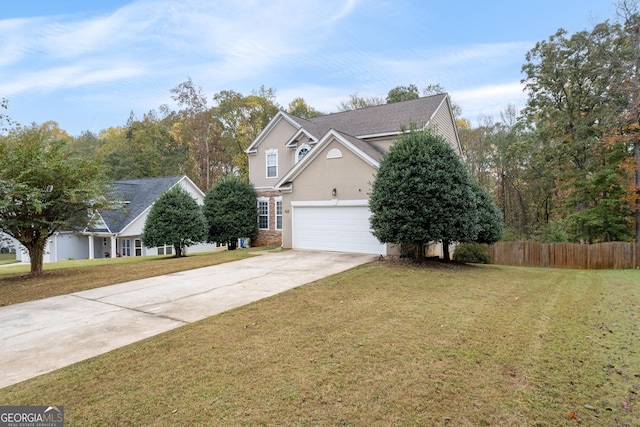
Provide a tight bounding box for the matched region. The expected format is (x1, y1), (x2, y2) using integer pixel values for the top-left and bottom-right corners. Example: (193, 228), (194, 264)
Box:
(141, 186), (207, 257)
(369, 128), (479, 260)
(203, 176), (258, 248)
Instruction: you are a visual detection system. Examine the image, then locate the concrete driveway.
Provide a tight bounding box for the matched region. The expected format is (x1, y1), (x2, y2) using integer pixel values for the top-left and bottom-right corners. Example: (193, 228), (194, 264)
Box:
(0, 250), (377, 389)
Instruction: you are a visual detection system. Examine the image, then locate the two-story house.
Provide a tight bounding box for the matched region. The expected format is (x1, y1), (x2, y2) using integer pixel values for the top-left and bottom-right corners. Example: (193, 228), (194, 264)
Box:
(246, 94), (462, 256)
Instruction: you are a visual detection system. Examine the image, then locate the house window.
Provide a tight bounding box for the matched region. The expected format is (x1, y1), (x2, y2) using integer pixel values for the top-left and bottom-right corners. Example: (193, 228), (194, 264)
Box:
(121, 239), (131, 257)
(158, 245), (173, 255)
(275, 197), (283, 230)
(327, 148), (343, 159)
(266, 149), (278, 178)
(258, 198), (269, 229)
(296, 144), (310, 163)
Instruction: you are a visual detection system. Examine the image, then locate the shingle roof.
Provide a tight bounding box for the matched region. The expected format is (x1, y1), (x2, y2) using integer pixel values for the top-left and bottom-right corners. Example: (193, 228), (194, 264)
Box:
(302, 93), (447, 138)
(332, 130), (385, 163)
(98, 176), (183, 233)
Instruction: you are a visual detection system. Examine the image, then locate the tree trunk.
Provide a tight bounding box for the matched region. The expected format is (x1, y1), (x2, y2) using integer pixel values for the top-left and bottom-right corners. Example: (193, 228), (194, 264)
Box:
(415, 242), (425, 260)
(174, 244), (182, 258)
(27, 241), (45, 276)
(635, 138), (640, 243)
(442, 239), (451, 261)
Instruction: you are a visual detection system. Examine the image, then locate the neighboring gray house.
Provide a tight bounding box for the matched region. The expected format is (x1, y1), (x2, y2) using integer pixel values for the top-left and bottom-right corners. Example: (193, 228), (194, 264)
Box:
(246, 94), (461, 256)
(0, 231), (18, 254)
(16, 175), (220, 263)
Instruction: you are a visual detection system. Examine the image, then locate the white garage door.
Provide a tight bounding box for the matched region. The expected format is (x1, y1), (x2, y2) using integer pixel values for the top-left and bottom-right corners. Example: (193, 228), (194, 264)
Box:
(292, 205), (386, 255)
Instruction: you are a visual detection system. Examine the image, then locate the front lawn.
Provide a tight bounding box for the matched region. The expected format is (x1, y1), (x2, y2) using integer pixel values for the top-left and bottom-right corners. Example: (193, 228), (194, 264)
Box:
(1, 261), (638, 426)
(0, 253), (16, 265)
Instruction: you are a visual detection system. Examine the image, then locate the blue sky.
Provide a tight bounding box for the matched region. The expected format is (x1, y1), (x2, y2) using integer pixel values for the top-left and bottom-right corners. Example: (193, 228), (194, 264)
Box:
(1, 0), (618, 136)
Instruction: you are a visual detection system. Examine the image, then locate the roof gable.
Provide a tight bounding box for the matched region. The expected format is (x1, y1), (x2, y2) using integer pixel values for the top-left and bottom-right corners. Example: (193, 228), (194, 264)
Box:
(98, 175), (185, 234)
(275, 129), (382, 189)
(245, 111), (303, 153)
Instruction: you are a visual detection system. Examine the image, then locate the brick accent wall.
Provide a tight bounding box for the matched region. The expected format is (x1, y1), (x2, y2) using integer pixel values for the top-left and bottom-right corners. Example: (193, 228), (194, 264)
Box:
(253, 190), (282, 247)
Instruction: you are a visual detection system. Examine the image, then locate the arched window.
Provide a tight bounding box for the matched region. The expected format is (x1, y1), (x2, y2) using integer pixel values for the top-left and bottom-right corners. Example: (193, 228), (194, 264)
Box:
(326, 148), (343, 159)
(296, 144), (310, 163)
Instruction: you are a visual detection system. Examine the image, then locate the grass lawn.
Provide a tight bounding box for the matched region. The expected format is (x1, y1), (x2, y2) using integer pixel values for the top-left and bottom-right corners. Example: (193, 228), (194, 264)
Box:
(0, 259), (639, 426)
(0, 253), (17, 265)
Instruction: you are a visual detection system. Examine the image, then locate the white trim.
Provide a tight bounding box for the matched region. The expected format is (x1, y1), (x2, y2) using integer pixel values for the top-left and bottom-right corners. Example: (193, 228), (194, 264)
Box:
(121, 238), (132, 257)
(285, 128), (317, 148)
(274, 130), (379, 190)
(291, 199), (369, 207)
(266, 149), (278, 179)
(275, 196), (283, 230)
(295, 144), (311, 163)
(119, 176), (201, 236)
(257, 197), (270, 230)
(355, 131), (400, 139)
(326, 148), (342, 159)
(246, 112), (302, 153)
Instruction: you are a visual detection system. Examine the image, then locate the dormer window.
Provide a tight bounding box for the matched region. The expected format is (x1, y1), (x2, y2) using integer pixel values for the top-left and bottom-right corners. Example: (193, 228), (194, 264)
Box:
(296, 144), (310, 163)
(266, 149), (278, 178)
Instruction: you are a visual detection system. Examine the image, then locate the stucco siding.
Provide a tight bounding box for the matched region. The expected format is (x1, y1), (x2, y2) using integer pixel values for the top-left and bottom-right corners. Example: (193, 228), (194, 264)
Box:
(249, 118), (299, 189)
(290, 139), (376, 201)
(366, 135), (397, 153)
(281, 138), (377, 248)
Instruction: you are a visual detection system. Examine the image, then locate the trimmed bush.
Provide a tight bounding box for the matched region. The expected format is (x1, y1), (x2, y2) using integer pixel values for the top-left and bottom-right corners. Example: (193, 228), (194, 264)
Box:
(453, 243), (491, 264)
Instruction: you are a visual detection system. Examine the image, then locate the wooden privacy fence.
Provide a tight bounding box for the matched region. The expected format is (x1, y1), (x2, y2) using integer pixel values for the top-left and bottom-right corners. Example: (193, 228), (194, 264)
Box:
(489, 242), (640, 269)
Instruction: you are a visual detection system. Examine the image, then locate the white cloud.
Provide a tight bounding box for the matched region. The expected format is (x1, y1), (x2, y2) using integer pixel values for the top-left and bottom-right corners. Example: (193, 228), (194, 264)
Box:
(452, 82), (528, 124)
(0, 0), (542, 134)
(0, 0), (361, 100)
(0, 17), (48, 66)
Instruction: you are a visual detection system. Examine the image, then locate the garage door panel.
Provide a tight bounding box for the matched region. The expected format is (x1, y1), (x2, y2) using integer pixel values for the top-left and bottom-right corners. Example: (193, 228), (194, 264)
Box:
(293, 205), (386, 255)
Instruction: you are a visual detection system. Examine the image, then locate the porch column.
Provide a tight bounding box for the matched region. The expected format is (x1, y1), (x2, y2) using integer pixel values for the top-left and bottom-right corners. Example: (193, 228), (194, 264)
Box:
(88, 234), (94, 260)
(110, 236), (117, 258)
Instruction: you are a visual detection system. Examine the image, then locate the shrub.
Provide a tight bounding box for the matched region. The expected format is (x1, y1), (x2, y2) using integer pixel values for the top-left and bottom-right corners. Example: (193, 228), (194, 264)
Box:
(453, 243), (491, 264)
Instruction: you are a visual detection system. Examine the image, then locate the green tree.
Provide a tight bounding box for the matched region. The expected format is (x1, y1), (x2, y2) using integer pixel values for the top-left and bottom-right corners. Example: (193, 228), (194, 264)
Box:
(423, 83), (463, 118)
(99, 111), (196, 182)
(337, 92), (385, 111)
(203, 176), (258, 248)
(0, 121), (109, 275)
(522, 23), (632, 242)
(471, 182), (503, 244)
(70, 130), (106, 160)
(287, 97), (324, 118)
(141, 186), (207, 257)
(369, 128), (479, 260)
(211, 86), (280, 180)
(386, 84), (420, 103)
(613, 0), (640, 241)
(1, 98), (18, 132)
(170, 78), (216, 190)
